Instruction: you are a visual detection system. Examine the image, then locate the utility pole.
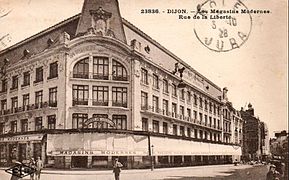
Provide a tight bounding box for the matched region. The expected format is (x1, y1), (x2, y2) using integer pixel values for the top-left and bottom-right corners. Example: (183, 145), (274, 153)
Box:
(148, 132), (154, 171)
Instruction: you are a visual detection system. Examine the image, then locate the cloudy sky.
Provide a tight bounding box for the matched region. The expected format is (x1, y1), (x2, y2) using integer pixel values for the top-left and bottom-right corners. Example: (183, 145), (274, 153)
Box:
(0, 0), (287, 137)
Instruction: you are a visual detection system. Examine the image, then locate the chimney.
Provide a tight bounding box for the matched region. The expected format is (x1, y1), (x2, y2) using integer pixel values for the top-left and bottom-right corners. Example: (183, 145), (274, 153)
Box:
(222, 87), (228, 101)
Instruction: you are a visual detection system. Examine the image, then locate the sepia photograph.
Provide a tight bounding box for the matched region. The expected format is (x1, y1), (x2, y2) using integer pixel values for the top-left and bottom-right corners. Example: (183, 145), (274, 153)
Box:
(0, 0), (288, 179)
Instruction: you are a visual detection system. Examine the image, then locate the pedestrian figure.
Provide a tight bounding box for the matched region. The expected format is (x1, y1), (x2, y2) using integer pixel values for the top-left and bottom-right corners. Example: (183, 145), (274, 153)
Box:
(266, 164), (280, 180)
(35, 157), (43, 180)
(113, 158), (123, 180)
(29, 158), (36, 180)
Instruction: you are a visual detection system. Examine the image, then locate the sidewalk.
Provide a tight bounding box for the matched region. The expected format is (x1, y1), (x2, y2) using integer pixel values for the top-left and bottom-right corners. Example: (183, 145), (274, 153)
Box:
(1, 164), (252, 175)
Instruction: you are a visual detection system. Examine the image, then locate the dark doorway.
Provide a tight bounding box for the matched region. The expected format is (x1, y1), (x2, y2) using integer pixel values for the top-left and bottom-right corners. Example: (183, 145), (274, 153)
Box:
(71, 156), (88, 168)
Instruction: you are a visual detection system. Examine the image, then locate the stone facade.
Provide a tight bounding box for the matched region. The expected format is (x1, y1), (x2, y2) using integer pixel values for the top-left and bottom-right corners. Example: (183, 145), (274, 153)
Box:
(0, 0), (243, 169)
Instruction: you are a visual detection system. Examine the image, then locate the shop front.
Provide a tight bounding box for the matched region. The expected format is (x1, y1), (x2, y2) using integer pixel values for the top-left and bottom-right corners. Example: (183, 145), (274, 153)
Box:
(46, 132), (148, 169)
(0, 134), (45, 166)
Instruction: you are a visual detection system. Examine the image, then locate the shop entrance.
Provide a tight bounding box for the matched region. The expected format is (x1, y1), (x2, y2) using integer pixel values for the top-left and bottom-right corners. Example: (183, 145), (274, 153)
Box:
(18, 144), (27, 162)
(71, 156), (88, 168)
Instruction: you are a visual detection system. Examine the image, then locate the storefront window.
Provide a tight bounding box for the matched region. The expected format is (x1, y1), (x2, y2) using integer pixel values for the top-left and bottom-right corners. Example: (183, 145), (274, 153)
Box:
(33, 143), (42, 159)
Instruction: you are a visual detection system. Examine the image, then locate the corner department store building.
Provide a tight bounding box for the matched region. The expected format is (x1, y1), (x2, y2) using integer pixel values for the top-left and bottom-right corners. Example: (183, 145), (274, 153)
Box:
(0, 0), (243, 169)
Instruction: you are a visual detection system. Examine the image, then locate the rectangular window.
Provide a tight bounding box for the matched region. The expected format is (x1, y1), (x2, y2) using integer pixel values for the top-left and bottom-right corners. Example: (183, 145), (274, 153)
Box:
(72, 113), (88, 129)
(199, 130), (203, 139)
(152, 96), (159, 113)
(35, 117), (43, 131)
(21, 119), (28, 132)
(1, 79), (7, 93)
(10, 121), (17, 133)
(47, 115), (56, 129)
(204, 115), (208, 125)
(93, 57), (109, 80)
(199, 97), (203, 108)
(11, 97), (18, 112)
(141, 91), (148, 110)
(0, 122), (5, 134)
(152, 120), (159, 133)
(112, 115), (127, 130)
(209, 117), (212, 127)
(112, 87), (127, 107)
(180, 89), (185, 100)
(187, 91), (191, 102)
(72, 85), (89, 106)
(173, 124), (177, 135)
(209, 102), (212, 112)
(142, 118), (148, 131)
(35, 90), (43, 108)
(162, 99), (168, 116)
(163, 122), (168, 134)
(141, 68), (148, 85)
(35, 66), (43, 83)
(194, 94), (198, 106)
(179, 106), (184, 120)
(11, 76), (18, 90)
(180, 126), (185, 136)
(163, 79), (169, 93)
(187, 127), (191, 137)
(199, 113), (203, 122)
(1, 99), (7, 112)
(22, 94), (29, 111)
(92, 86), (108, 106)
(22, 71), (30, 87)
(187, 108), (191, 120)
(172, 103), (177, 118)
(48, 62), (58, 79)
(193, 110), (197, 120)
(152, 74), (159, 89)
(205, 100), (208, 110)
(49, 87), (57, 107)
(172, 84), (177, 97)
(194, 129), (198, 139)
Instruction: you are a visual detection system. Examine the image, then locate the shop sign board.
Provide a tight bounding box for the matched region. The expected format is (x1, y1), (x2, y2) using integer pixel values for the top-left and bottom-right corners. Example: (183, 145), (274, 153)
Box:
(0, 134), (44, 142)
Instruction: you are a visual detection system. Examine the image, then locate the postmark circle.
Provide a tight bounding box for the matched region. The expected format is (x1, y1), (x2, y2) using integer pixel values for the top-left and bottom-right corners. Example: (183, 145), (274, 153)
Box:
(194, 0), (252, 52)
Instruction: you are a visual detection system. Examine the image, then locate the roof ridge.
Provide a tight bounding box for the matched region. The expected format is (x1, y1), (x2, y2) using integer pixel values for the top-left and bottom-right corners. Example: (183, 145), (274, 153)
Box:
(0, 13), (81, 56)
(122, 17), (222, 91)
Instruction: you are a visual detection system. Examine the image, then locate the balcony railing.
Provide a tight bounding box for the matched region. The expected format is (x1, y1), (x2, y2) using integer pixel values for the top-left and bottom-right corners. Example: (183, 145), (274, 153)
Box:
(73, 73), (89, 79)
(73, 100), (88, 106)
(92, 101), (108, 106)
(93, 74), (109, 80)
(112, 102), (127, 108)
(112, 75), (128, 81)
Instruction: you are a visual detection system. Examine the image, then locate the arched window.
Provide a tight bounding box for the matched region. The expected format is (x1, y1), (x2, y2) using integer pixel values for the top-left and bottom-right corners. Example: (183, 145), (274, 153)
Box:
(112, 60), (128, 81)
(73, 58), (89, 79)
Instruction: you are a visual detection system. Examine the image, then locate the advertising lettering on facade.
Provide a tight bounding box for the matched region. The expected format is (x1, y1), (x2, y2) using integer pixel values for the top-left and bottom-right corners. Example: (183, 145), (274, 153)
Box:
(0, 134), (44, 142)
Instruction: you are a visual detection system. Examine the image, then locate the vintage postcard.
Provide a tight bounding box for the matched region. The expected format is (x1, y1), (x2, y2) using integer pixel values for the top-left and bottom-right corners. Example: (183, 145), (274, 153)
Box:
(0, 0), (287, 179)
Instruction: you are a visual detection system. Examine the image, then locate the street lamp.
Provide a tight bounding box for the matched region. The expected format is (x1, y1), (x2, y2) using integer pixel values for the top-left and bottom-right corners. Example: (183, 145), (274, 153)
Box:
(148, 132), (154, 171)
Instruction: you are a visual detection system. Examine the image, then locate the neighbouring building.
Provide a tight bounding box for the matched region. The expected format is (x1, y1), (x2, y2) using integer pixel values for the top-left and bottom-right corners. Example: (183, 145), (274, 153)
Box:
(241, 103), (269, 161)
(0, 0), (243, 169)
(270, 130), (288, 158)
